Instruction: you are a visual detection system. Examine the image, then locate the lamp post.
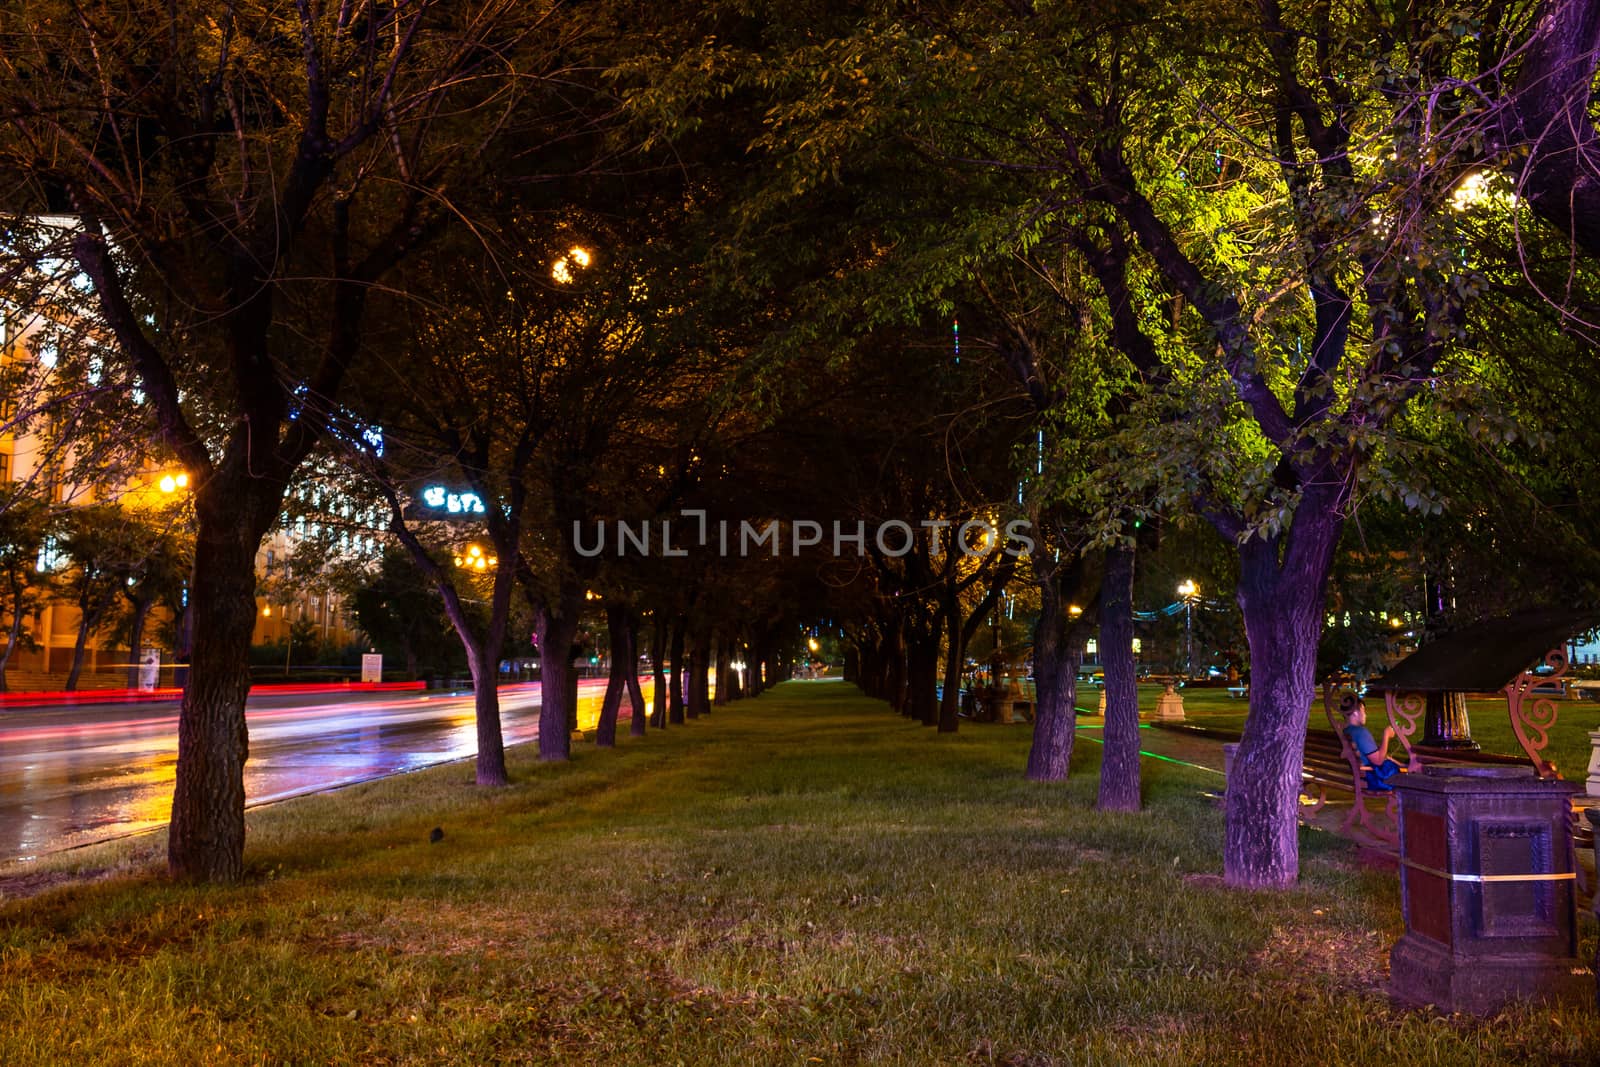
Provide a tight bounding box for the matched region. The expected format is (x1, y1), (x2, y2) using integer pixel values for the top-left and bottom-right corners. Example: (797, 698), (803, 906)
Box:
(263, 603), (291, 677)
(453, 543), (497, 572)
(1177, 579), (1199, 679)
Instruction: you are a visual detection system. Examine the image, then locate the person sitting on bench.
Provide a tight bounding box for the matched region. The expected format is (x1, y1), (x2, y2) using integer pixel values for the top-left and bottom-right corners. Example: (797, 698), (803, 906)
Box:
(1341, 694), (1403, 792)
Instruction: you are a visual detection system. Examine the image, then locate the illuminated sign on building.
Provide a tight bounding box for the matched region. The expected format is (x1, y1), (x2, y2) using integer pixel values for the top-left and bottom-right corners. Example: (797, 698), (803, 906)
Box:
(417, 485), (487, 519)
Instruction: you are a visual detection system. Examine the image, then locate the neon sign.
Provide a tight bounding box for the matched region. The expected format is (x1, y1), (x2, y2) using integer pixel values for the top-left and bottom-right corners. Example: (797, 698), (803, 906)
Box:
(418, 485), (487, 517)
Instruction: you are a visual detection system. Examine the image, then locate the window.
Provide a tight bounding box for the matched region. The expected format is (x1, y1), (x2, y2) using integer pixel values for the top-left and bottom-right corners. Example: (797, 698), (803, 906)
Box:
(36, 535), (65, 573)
(0, 451), (8, 484)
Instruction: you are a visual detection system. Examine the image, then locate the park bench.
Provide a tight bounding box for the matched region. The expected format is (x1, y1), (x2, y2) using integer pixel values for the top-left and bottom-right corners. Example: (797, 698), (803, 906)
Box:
(1226, 685), (1247, 698)
(1292, 686), (1410, 843)
(1160, 715), (1395, 842)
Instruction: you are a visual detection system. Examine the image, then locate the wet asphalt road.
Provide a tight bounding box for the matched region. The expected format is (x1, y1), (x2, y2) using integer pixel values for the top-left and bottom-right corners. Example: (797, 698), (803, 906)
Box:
(0, 678), (621, 864)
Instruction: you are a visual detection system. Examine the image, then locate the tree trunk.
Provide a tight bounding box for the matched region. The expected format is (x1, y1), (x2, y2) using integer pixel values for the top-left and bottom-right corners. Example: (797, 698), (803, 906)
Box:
(882, 624), (906, 713)
(463, 639), (510, 785)
(167, 503), (264, 882)
(684, 632), (701, 719)
(126, 597), (153, 688)
(429, 560), (511, 786)
(714, 636), (732, 705)
(1224, 523), (1341, 888)
(938, 603), (966, 733)
(625, 614), (648, 736)
(1503, 0), (1600, 258)
(668, 624), (686, 724)
(689, 634), (711, 717)
(0, 597), (19, 693)
(534, 587), (582, 761)
(1097, 545), (1141, 811)
(749, 637), (767, 696)
(1026, 575), (1079, 780)
(650, 619), (667, 728)
(906, 622), (940, 726)
(64, 597), (100, 691)
(595, 604), (629, 747)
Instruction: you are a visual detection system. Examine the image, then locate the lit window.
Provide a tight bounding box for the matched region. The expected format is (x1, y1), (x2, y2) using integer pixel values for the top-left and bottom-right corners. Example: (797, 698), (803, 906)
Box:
(36, 536), (65, 572)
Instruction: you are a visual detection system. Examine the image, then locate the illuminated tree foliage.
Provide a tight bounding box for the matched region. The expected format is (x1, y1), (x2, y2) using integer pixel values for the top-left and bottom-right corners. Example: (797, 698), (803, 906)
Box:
(639, 0), (1600, 886)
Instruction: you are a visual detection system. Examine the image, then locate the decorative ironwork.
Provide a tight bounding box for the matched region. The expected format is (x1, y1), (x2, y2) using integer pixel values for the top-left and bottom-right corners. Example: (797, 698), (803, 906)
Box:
(1503, 647), (1568, 779)
(1385, 690), (1425, 771)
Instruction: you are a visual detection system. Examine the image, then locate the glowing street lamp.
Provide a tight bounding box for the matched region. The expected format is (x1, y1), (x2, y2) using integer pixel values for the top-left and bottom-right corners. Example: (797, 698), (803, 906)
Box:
(551, 245), (593, 285)
(157, 471), (189, 494)
(1177, 579), (1199, 678)
(453, 544), (497, 571)
(262, 603), (293, 675)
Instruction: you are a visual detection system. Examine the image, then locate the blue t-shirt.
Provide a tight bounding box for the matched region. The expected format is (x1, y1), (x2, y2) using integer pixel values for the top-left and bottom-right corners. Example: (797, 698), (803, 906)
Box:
(1343, 723), (1378, 758)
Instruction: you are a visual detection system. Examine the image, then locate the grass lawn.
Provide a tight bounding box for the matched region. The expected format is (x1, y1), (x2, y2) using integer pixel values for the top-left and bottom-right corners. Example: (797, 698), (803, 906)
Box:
(2, 681), (1597, 1065)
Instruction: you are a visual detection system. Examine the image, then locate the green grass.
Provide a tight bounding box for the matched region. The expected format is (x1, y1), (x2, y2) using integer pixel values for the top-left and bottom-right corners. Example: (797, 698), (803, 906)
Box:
(2, 681), (1597, 1065)
(1126, 684), (1600, 779)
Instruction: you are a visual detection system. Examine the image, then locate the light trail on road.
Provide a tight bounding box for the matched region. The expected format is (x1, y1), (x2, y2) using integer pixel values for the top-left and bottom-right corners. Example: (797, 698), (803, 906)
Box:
(0, 677), (641, 865)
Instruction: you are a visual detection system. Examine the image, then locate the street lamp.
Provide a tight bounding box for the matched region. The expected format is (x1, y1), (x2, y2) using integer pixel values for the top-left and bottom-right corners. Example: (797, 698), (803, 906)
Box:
(1177, 579), (1199, 678)
(264, 603), (292, 676)
(157, 471), (189, 494)
(452, 544), (497, 571)
(551, 245), (592, 285)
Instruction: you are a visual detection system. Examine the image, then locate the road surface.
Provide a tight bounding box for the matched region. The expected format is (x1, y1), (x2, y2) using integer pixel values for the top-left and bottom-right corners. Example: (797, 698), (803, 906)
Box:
(0, 677), (630, 865)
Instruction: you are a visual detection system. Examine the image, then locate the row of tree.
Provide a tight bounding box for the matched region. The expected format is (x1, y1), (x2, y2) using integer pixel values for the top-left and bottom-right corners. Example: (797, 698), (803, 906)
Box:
(4, 0), (1600, 894)
(627, 0), (1600, 888)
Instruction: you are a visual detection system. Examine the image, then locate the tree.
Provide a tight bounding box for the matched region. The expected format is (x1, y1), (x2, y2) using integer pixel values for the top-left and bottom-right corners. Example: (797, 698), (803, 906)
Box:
(56, 503), (134, 689)
(0, 0), (567, 880)
(344, 547), (463, 680)
(1500, 0), (1600, 259)
(0, 495), (48, 690)
(644, 0), (1591, 884)
(356, 206), (696, 773)
(115, 516), (190, 688)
